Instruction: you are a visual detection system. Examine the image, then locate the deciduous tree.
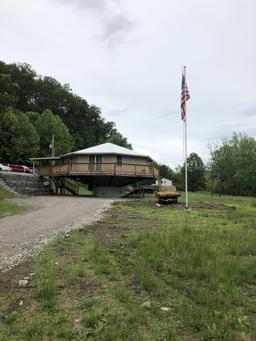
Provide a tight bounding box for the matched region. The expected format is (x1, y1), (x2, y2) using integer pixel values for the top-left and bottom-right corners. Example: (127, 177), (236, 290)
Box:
(34, 109), (73, 156)
(181, 153), (205, 191)
(0, 108), (39, 163)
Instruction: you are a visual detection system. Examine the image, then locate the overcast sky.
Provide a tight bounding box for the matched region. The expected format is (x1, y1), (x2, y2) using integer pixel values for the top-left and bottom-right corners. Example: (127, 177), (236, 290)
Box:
(1, 0), (255, 168)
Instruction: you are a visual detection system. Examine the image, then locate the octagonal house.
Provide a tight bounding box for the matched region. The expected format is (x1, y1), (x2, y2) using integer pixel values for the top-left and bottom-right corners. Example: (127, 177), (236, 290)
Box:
(33, 143), (159, 197)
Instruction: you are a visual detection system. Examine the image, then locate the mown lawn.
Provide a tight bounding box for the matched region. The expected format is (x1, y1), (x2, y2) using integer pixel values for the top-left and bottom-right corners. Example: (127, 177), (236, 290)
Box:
(0, 187), (24, 218)
(0, 192), (255, 340)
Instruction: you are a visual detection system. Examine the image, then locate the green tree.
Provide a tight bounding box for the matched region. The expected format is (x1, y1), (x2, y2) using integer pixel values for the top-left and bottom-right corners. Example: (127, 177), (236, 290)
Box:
(25, 111), (40, 125)
(106, 132), (132, 149)
(0, 108), (39, 163)
(209, 133), (256, 196)
(172, 165), (184, 190)
(0, 107), (18, 162)
(34, 109), (73, 156)
(182, 153), (205, 192)
(0, 59), (132, 152)
(0, 62), (18, 111)
(159, 164), (174, 180)
(15, 111), (39, 162)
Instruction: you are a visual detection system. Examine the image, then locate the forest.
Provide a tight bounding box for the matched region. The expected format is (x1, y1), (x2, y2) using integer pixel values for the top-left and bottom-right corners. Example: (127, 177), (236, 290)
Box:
(0, 60), (131, 163)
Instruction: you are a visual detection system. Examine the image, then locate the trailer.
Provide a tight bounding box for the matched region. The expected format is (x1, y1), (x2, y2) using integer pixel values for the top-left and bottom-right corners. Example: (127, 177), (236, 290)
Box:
(156, 191), (181, 204)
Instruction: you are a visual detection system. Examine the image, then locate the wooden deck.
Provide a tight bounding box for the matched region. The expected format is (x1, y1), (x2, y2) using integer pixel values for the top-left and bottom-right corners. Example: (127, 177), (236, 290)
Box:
(37, 162), (159, 179)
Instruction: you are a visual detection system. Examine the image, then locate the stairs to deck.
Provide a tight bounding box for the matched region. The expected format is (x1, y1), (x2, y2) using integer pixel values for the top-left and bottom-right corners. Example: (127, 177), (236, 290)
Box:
(52, 177), (79, 195)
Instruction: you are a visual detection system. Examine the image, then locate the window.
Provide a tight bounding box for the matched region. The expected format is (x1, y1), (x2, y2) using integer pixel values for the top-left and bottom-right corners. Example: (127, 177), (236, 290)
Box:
(96, 155), (102, 170)
(116, 155), (122, 166)
(89, 155), (95, 170)
(89, 155), (102, 170)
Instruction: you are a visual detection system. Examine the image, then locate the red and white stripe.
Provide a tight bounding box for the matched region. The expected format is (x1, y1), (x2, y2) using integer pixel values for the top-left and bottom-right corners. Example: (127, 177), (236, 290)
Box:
(181, 70), (190, 121)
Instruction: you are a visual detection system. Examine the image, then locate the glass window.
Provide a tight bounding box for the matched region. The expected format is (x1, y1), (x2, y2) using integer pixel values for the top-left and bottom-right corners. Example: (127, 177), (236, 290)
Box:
(89, 155), (95, 164)
(89, 155), (95, 170)
(117, 155), (122, 166)
(89, 155), (102, 170)
(96, 155), (102, 170)
(96, 155), (102, 164)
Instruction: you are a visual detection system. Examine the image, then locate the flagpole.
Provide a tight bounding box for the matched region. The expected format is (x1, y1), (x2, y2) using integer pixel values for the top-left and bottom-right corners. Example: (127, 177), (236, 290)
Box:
(183, 66), (189, 208)
(182, 115), (185, 163)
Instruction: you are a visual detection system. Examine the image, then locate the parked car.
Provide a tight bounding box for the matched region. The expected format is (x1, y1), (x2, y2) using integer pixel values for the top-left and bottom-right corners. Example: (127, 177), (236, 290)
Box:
(9, 164), (33, 173)
(0, 163), (12, 172)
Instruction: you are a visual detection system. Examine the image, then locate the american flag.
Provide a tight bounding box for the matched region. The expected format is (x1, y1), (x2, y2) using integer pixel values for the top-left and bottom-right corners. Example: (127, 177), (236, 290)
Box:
(181, 68), (190, 121)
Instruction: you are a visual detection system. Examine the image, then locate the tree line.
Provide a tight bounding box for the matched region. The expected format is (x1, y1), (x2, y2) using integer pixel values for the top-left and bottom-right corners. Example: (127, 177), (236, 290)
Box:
(0, 60), (131, 163)
(159, 133), (256, 196)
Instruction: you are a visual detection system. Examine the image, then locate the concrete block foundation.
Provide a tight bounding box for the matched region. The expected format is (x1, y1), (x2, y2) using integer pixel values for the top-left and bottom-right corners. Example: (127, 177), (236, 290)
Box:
(93, 186), (121, 198)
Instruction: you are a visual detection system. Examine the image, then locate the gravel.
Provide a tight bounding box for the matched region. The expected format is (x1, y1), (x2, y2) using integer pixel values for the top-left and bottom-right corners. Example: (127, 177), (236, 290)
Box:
(0, 196), (113, 272)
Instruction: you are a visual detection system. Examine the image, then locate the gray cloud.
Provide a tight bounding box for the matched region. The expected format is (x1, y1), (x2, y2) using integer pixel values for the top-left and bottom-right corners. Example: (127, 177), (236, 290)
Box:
(240, 106), (256, 117)
(99, 14), (134, 47)
(53, 0), (134, 45)
(54, 0), (109, 12)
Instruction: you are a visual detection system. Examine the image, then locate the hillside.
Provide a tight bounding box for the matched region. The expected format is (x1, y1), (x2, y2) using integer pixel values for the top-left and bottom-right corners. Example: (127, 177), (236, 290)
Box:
(0, 60), (131, 163)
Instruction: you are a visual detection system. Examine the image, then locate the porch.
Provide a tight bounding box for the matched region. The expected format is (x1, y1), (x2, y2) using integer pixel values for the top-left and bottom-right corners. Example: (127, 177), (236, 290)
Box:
(37, 162), (159, 179)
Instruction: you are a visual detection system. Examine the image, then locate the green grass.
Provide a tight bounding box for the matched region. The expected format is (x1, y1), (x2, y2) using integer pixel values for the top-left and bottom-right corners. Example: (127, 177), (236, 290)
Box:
(158, 191), (180, 195)
(0, 192), (255, 340)
(78, 186), (93, 196)
(0, 187), (25, 218)
(0, 187), (15, 200)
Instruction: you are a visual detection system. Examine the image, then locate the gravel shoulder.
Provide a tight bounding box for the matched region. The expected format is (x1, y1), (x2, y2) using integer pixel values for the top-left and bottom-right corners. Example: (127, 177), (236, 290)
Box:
(0, 195), (112, 271)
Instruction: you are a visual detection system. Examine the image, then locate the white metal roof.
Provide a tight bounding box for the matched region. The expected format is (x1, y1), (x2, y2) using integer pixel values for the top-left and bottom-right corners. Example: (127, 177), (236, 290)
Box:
(29, 157), (60, 161)
(63, 143), (152, 160)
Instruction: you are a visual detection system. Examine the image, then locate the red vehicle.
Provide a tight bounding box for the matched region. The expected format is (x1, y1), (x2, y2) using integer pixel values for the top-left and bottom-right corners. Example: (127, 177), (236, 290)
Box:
(9, 164), (33, 174)
(156, 191), (181, 204)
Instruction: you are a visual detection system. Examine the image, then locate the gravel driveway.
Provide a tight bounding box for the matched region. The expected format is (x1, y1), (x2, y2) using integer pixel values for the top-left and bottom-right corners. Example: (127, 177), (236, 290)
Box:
(0, 196), (112, 271)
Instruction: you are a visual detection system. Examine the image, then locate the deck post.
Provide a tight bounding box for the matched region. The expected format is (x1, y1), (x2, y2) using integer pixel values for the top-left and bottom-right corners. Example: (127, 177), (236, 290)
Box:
(50, 176), (55, 194)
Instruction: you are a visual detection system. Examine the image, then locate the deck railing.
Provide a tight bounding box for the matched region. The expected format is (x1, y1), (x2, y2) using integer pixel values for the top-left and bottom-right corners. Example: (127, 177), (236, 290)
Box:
(38, 162), (159, 178)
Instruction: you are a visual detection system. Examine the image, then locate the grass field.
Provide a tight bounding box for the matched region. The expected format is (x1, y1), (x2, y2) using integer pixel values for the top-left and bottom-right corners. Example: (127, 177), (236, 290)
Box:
(0, 187), (25, 218)
(0, 192), (255, 340)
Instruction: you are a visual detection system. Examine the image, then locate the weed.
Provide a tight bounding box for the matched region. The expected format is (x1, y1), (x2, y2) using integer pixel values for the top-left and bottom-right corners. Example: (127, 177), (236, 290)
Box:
(87, 243), (114, 275)
(2, 311), (20, 335)
(70, 263), (85, 278)
(25, 322), (43, 340)
(114, 285), (131, 303)
(55, 235), (65, 248)
(82, 313), (99, 328)
(3, 311), (18, 324)
(35, 258), (57, 310)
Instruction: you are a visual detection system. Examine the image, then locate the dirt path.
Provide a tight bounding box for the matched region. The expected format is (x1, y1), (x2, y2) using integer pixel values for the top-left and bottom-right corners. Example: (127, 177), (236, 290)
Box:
(0, 196), (112, 270)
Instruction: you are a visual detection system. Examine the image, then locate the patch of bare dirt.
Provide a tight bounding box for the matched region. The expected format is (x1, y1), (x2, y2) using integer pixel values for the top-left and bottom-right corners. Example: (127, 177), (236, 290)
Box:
(84, 209), (152, 249)
(117, 200), (236, 211)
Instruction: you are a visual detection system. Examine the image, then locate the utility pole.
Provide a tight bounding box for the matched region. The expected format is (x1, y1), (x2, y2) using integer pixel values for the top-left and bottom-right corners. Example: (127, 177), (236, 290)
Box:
(51, 134), (55, 158)
(50, 134), (56, 193)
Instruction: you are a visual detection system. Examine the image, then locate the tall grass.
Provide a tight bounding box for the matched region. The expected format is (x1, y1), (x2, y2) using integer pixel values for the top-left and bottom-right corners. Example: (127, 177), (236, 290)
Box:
(1, 192), (255, 340)
(35, 256), (57, 310)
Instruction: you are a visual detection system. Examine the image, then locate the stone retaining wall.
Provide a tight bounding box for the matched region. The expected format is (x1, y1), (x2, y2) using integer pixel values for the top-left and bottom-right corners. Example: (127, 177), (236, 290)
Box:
(0, 172), (51, 195)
